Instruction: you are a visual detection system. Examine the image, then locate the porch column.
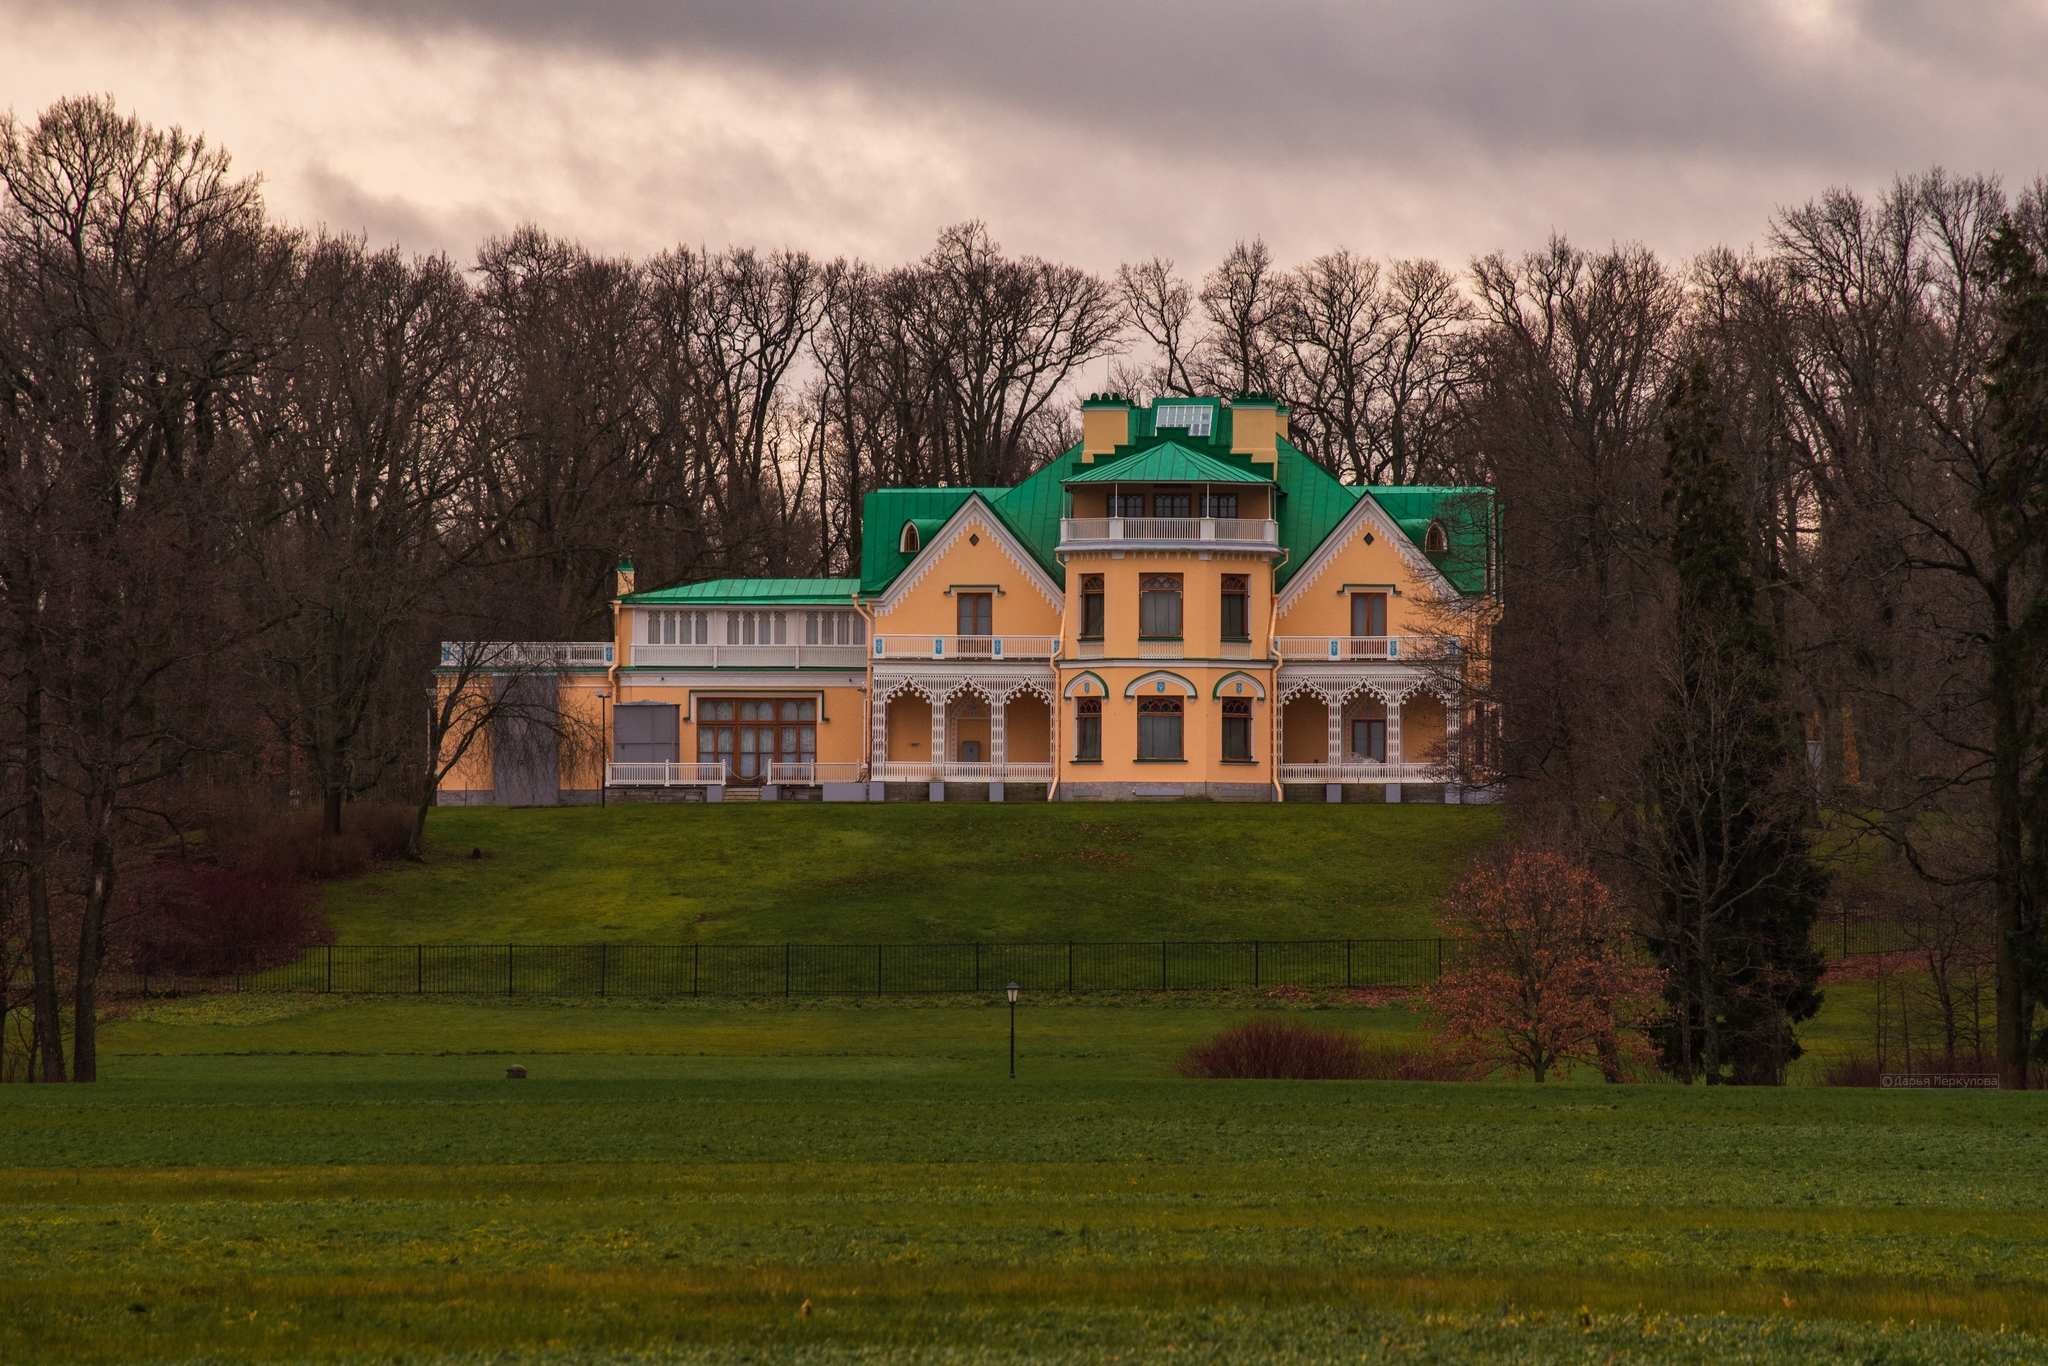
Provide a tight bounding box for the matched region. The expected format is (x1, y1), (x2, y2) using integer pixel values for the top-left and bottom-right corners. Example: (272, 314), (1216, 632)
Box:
(869, 685), (888, 799)
(990, 692), (1007, 803)
(1445, 689), (1463, 803)
(1325, 692), (1343, 804)
(1386, 694), (1404, 804)
(929, 691), (948, 801)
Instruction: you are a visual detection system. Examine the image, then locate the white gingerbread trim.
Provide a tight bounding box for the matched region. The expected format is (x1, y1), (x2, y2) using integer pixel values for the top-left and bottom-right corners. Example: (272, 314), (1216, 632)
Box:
(875, 496), (1064, 617)
(998, 678), (1055, 704)
(1277, 677), (1332, 705)
(1277, 492), (1460, 616)
(874, 676), (937, 705)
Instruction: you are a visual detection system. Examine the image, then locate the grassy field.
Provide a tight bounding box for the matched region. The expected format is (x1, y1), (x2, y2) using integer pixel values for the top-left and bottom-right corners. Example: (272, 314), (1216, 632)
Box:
(317, 803), (1500, 944)
(3, 991), (2044, 1363)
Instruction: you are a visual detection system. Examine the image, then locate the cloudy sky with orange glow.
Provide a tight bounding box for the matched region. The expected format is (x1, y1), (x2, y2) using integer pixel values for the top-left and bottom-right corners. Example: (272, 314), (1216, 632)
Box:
(6, 1), (2047, 273)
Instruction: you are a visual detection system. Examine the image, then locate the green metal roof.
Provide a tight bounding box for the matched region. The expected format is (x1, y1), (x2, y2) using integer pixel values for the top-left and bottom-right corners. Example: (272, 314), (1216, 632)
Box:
(1063, 441), (1274, 486)
(847, 400), (1493, 600)
(623, 577), (860, 606)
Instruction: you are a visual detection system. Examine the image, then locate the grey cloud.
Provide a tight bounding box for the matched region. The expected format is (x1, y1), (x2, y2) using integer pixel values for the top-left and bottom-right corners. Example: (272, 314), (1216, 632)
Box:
(120, 0), (2048, 173)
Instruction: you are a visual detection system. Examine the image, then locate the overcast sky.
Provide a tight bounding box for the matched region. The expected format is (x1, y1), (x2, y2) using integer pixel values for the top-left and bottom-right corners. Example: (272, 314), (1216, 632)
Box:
(6, 1), (2047, 276)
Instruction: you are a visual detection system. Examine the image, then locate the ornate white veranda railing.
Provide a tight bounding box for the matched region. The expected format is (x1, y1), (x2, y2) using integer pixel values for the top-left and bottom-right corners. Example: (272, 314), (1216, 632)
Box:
(1057, 517), (1278, 548)
(1272, 635), (1449, 661)
(631, 642), (868, 668)
(870, 635), (1060, 660)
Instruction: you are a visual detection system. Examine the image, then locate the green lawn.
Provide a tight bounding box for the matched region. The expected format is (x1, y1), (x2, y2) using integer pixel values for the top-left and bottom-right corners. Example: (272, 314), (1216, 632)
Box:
(320, 802), (1501, 943)
(2, 992), (2044, 1363)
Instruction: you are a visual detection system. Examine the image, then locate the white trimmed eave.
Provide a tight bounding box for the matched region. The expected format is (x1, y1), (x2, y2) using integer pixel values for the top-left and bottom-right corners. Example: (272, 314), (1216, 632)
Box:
(874, 495), (1064, 616)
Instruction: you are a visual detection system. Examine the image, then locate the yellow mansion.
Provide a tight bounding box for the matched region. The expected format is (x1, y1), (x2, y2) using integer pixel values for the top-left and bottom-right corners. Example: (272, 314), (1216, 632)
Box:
(441, 394), (1497, 804)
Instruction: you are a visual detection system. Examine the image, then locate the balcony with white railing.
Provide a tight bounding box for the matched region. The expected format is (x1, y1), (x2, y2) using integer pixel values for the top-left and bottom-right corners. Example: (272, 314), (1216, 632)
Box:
(870, 762), (1056, 783)
(607, 760), (730, 786)
(631, 642), (869, 669)
(766, 761), (864, 785)
(441, 641), (614, 668)
(1278, 762), (1440, 783)
(1274, 635), (1448, 662)
(1057, 517), (1279, 551)
(870, 635), (1060, 661)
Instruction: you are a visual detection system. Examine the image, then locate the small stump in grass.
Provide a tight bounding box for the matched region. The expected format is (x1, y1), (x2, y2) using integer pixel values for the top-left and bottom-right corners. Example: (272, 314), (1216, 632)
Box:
(505, 1064), (527, 1080)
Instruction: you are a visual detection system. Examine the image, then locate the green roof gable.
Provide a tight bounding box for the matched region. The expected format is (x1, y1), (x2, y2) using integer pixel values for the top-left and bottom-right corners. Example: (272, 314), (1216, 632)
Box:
(1063, 441), (1274, 486)
(624, 577), (859, 606)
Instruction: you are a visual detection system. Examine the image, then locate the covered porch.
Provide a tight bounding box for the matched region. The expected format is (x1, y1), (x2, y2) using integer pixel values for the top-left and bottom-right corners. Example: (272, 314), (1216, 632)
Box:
(1276, 675), (1461, 801)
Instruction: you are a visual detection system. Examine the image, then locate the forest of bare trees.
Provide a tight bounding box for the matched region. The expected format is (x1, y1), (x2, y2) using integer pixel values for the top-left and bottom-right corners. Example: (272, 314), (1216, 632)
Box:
(3, 96), (2043, 1084)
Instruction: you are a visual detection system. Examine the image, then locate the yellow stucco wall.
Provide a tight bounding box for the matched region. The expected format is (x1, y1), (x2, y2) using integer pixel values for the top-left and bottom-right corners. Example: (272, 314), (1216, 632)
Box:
(1274, 523), (1447, 638)
(1006, 696), (1051, 763)
(873, 511), (1063, 641)
(887, 695), (932, 762)
(1061, 550), (1272, 658)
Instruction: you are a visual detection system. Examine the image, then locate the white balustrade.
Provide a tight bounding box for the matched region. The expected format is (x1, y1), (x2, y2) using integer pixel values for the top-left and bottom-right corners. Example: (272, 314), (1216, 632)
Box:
(441, 641), (614, 668)
(1057, 517), (1277, 548)
(1273, 635), (1445, 661)
(606, 761), (730, 786)
(631, 642), (868, 668)
(869, 635), (1059, 660)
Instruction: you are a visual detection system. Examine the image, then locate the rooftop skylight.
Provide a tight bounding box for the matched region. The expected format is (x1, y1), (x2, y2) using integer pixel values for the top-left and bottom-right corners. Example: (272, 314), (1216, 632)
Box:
(1153, 404), (1213, 438)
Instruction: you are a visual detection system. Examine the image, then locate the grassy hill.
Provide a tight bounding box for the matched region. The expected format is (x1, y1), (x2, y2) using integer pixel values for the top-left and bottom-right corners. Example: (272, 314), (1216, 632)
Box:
(319, 803), (1500, 944)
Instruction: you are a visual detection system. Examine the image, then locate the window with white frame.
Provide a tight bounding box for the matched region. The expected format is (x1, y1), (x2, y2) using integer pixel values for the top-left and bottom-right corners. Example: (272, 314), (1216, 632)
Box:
(646, 610), (709, 645)
(1154, 404), (1213, 437)
(727, 611), (787, 645)
(804, 610), (866, 645)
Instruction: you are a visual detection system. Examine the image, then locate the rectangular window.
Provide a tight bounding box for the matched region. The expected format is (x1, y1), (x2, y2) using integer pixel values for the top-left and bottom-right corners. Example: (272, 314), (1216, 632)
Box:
(1222, 698), (1252, 760)
(1351, 592), (1388, 638)
(1352, 718), (1387, 762)
(1154, 404), (1213, 437)
(1112, 493), (1145, 518)
(1220, 573), (1249, 640)
(1074, 697), (1102, 760)
(1208, 491), (1239, 519)
(1139, 574), (1182, 638)
(1137, 697), (1184, 759)
(1079, 574), (1104, 639)
(956, 592), (992, 637)
(698, 697), (816, 782)
(1153, 490), (1191, 518)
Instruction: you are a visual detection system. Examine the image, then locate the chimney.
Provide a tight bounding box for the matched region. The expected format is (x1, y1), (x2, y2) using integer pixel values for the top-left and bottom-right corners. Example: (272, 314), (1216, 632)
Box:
(615, 557), (636, 598)
(1080, 393), (1134, 464)
(1230, 394), (1286, 467)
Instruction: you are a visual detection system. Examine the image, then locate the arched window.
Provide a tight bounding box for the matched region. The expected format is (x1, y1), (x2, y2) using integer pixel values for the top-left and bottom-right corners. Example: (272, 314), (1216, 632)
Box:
(1424, 520), (1449, 554)
(899, 522), (921, 554)
(1221, 697), (1253, 761)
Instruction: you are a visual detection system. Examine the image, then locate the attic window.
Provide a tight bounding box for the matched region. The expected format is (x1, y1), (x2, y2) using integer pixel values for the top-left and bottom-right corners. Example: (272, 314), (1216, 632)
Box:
(1424, 520), (1449, 554)
(900, 522), (920, 555)
(1153, 404), (1212, 438)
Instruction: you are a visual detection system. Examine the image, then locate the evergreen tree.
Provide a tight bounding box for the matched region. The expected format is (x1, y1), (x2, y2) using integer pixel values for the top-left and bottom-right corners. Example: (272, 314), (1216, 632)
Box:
(1642, 358), (1827, 1084)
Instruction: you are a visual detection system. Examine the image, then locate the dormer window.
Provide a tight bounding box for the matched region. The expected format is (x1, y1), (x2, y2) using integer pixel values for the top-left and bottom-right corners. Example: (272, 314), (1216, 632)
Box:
(1153, 404), (1213, 438)
(1424, 520), (1449, 554)
(900, 522), (921, 554)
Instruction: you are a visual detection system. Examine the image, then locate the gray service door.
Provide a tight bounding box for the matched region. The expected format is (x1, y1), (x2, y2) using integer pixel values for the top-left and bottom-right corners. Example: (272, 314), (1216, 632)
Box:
(613, 702), (679, 763)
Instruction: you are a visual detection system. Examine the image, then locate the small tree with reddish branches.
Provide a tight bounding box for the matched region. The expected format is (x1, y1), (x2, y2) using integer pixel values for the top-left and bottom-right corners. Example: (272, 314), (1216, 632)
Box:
(1426, 849), (1665, 1082)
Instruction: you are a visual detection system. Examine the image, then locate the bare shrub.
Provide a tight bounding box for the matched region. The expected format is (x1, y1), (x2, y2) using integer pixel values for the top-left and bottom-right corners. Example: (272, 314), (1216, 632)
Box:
(1177, 1019), (1367, 1079)
(227, 802), (417, 881)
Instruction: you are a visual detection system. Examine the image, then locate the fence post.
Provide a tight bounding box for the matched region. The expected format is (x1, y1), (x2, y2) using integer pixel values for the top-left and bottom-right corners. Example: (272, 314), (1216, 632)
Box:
(693, 942), (700, 998)
(1346, 938), (1353, 989)
(507, 944), (514, 997)
(1161, 941), (1168, 991)
(974, 942), (981, 993)
(876, 943), (883, 997)
(1434, 938), (1442, 981)
(785, 942), (791, 997)
(1068, 940), (1074, 994)
(1253, 940), (1260, 989)
(326, 944), (333, 994)
(600, 943), (608, 998)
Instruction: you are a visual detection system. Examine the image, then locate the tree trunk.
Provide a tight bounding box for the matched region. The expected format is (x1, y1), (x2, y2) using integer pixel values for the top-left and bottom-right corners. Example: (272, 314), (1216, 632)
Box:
(1990, 606), (2030, 1089)
(70, 800), (118, 1083)
(23, 673), (66, 1082)
(324, 786), (345, 839)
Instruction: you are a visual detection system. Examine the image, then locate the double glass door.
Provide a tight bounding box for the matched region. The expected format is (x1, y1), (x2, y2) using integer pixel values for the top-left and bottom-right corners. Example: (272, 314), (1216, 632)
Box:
(697, 699), (817, 781)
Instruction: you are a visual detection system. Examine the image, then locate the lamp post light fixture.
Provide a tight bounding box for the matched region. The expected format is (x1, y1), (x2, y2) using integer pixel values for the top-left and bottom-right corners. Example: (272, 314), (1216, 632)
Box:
(594, 690), (610, 808)
(1006, 981), (1020, 1080)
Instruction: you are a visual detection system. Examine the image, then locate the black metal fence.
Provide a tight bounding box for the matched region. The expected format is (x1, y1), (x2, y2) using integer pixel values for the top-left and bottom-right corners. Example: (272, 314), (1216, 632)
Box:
(133, 938), (1449, 998)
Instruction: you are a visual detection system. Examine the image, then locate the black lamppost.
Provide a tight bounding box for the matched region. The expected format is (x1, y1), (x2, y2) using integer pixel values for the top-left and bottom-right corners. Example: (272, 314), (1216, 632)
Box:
(595, 690), (610, 807)
(1006, 981), (1020, 1079)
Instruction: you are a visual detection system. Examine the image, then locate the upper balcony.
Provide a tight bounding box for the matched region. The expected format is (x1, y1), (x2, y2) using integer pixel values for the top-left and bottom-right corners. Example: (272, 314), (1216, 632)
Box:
(1274, 635), (1452, 662)
(871, 634), (1059, 662)
(631, 642), (868, 668)
(1057, 516), (1278, 553)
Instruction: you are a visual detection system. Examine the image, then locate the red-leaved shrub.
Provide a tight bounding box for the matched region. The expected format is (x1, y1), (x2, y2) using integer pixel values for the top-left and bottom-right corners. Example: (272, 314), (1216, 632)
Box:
(227, 802), (417, 880)
(134, 861), (333, 974)
(1175, 1019), (1471, 1081)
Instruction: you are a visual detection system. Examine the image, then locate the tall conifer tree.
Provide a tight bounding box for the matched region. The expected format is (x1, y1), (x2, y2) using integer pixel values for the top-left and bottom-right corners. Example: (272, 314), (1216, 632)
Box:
(1643, 359), (1827, 1084)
